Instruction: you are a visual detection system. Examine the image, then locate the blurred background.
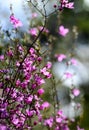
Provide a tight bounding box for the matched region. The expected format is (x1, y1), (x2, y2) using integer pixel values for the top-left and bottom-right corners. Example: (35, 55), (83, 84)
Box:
(0, 0), (89, 129)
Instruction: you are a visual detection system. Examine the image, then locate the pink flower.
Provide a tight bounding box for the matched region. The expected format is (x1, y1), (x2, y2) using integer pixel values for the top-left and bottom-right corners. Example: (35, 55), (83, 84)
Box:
(25, 95), (33, 104)
(40, 67), (52, 78)
(40, 101), (50, 110)
(0, 124), (9, 130)
(38, 26), (49, 33)
(65, 2), (74, 9)
(12, 118), (19, 125)
(29, 28), (38, 36)
(10, 15), (22, 28)
(46, 62), (52, 69)
(0, 55), (4, 61)
(69, 58), (77, 66)
(26, 109), (35, 117)
(16, 61), (20, 67)
(60, 0), (74, 9)
(29, 48), (35, 54)
(64, 72), (73, 78)
(57, 110), (66, 119)
(55, 54), (66, 62)
(59, 25), (69, 37)
(37, 88), (45, 96)
(56, 117), (62, 123)
(16, 79), (21, 86)
(72, 88), (80, 97)
(44, 117), (53, 128)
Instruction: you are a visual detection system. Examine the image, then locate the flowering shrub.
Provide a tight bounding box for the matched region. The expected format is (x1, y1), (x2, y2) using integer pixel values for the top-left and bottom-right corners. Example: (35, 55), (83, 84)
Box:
(0, 45), (52, 129)
(0, 0), (84, 130)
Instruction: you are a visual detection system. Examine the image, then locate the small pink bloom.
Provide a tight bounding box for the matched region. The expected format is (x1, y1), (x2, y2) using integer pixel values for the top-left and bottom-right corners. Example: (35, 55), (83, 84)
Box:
(60, 0), (74, 9)
(26, 109), (34, 117)
(59, 25), (69, 37)
(26, 95), (33, 104)
(57, 110), (63, 116)
(41, 101), (50, 110)
(69, 58), (77, 66)
(57, 110), (66, 119)
(18, 45), (23, 52)
(12, 118), (19, 125)
(38, 26), (49, 33)
(55, 54), (66, 62)
(44, 117), (53, 128)
(46, 62), (52, 69)
(29, 28), (38, 36)
(64, 72), (73, 78)
(72, 88), (80, 97)
(31, 83), (37, 89)
(0, 55), (4, 61)
(16, 61), (20, 67)
(56, 117), (62, 123)
(10, 15), (22, 28)
(37, 88), (45, 96)
(16, 79), (21, 86)
(29, 47), (35, 54)
(40, 67), (52, 78)
(65, 2), (74, 9)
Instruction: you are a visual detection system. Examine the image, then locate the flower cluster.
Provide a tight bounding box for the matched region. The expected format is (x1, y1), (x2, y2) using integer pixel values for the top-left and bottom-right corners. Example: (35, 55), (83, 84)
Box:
(55, 53), (80, 97)
(60, 0), (74, 9)
(0, 46), (52, 129)
(53, 0), (74, 11)
(10, 15), (23, 28)
(44, 110), (70, 130)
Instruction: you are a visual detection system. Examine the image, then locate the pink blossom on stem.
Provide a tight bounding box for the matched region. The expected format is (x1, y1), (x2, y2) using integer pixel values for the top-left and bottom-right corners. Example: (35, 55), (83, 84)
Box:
(0, 55), (4, 61)
(60, 0), (74, 9)
(38, 26), (49, 33)
(26, 109), (35, 117)
(29, 28), (38, 36)
(40, 67), (52, 78)
(10, 15), (22, 28)
(56, 117), (62, 123)
(55, 54), (66, 62)
(46, 62), (52, 69)
(44, 117), (53, 128)
(16, 61), (20, 67)
(37, 88), (45, 96)
(40, 101), (50, 110)
(72, 88), (80, 97)
(69, 58), (77, 66)
(25, 95), (33, 104)
(64, 72), (73, 78)
(16, 79), (21, 87)
(59, 25), (69, 37)
(65, 2), (74, 9)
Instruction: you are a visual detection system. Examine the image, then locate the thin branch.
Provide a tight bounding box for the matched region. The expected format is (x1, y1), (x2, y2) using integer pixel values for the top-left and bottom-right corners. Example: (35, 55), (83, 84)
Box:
(28, 0), (45, 16)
